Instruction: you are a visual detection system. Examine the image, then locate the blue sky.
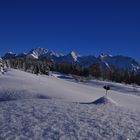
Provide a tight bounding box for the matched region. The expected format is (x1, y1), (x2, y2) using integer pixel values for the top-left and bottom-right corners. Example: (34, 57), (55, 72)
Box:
(0, 0), (140, 60)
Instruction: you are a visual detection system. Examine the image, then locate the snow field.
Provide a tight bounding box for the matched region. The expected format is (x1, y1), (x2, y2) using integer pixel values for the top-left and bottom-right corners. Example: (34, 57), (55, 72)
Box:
(0, 69), (140, 139)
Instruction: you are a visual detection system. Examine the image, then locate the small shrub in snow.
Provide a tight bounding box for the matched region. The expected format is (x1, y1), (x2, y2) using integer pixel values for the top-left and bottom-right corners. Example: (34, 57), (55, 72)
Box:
(103, 85), (110, 96)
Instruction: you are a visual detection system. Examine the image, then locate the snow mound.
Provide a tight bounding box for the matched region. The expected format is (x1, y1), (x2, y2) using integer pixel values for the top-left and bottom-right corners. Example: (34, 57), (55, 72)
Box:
(92, 96), (117, 105)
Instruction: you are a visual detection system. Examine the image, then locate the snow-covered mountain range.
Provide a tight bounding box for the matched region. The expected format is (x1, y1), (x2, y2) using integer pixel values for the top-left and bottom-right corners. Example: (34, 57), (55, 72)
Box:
(2, 47), (140, 72)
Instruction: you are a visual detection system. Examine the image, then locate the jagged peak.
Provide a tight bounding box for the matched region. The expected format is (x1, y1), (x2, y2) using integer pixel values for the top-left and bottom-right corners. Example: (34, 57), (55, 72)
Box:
(4, 52), (16, 56)
(7, 52), (16, 55)
(28, 47), (49, 58)
(30, 47), (48, 53)
(47, 50), (64, 57)
(66, 51), (80, 62)
(99, 53), (112, 59)
(68, 51), (80, 57)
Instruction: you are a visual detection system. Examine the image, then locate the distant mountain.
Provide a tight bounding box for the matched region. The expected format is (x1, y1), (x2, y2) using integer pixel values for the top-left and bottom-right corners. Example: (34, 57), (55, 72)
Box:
(99, 54), (140, 72)
(26, 48), (63, 59)
(57, 51), (80, 63)
(26, 48), (48, 59)
(17, 53), (27, 58)
(3, 52), (16, 59)
(78, 56), (100, 67)
(2, 47), (140, 73)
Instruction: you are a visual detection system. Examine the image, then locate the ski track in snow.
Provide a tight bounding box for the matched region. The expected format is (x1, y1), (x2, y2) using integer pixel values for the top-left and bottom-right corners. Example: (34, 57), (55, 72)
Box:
(0, 69), (140, 139)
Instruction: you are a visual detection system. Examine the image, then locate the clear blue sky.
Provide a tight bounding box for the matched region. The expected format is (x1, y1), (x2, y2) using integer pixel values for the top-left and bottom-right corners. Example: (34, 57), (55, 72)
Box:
(0, 0), (140, 60)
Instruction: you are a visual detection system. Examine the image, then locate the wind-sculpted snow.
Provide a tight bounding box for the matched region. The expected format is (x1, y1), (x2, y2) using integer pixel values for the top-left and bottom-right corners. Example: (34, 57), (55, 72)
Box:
(0, 89), (50, 101)
(0, 99), (140, 140)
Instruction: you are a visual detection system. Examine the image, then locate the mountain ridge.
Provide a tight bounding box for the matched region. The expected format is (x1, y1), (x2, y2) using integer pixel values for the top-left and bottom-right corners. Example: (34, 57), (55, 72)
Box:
(2, 47), (140, 73)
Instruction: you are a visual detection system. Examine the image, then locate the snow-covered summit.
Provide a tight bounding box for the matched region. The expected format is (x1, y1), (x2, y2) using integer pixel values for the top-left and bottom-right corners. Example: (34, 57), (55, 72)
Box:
(27, 47), (63, 59)
(99, 53), (112, 59)
(70, 51), (80, 60)
(99, 54), (140, 71)
(27, 47), (49, 59)
(40, 50), (64, 60)
(67, 51), (80, 62)
(57, 51), (80, 63)
(17, 52), (27, 58)
(3, 52), (16, 59)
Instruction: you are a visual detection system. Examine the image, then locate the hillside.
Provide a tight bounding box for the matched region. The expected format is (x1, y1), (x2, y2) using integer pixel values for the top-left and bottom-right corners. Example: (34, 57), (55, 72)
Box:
(0, 69), (140, 139)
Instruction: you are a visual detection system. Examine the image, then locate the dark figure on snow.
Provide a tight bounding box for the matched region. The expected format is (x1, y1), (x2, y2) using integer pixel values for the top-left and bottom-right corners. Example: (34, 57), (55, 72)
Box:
(103, 85), (110, 96)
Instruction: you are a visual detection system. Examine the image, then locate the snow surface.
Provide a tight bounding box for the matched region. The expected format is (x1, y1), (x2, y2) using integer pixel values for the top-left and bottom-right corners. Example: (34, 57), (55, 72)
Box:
(0, 69), (140, 139)
(84, 96), (118, 105)
(0, 99), (140, 140)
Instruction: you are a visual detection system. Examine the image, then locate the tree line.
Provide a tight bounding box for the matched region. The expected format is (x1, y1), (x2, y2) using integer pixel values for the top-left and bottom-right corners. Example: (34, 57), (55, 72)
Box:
(3, 57), (140, 86)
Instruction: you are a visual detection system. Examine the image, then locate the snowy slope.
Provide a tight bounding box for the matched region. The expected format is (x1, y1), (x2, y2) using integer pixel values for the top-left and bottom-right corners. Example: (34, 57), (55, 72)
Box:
(78, 55), (100, 67)
(0, 69), (140, 110)
(17, 53), (27, 58)
(99, 54), (140, 71)
(0, 69), (140, 139)
(26, 48), (49, 59)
